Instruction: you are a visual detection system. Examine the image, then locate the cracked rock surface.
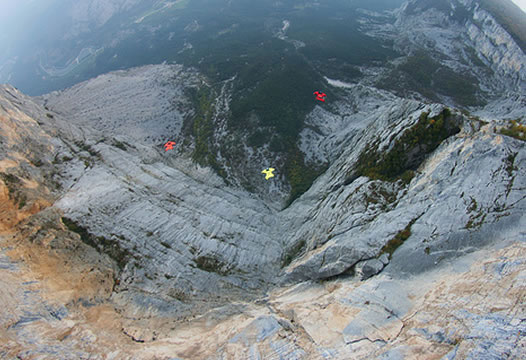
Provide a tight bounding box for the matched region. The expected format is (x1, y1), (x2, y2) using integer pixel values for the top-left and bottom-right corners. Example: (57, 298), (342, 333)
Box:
(1, 58), (525, 357)
(1, 2), (526, 353)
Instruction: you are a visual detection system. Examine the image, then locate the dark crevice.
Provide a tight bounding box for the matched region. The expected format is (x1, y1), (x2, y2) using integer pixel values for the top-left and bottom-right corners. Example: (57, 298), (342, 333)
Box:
(61, 217), (132, 273)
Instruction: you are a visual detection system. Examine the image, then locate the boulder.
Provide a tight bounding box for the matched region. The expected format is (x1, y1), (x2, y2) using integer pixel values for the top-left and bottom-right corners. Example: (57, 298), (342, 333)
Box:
(355, 258), (386, 280)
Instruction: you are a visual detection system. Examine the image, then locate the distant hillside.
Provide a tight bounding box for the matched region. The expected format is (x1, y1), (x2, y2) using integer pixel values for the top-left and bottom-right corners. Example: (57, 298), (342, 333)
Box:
(480, 0), (526, 53)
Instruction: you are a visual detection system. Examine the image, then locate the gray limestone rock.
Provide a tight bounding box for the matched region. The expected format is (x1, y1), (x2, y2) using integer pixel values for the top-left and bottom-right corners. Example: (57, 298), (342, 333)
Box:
(281, 110), (526, 283)
(4, 71), (525, 320)
(39, 64), (201, 146)
(355, 258), (386, 280)
(379, 253), (389, 265)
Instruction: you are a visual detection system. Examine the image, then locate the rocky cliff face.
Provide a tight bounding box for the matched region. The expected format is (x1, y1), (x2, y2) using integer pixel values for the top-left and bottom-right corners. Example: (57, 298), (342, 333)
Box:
(360, 0), (526, 118)
(41, 64), (201, 146)
(3, 82), (288, 319)
(1, 0), (525, 359)
(2, 66), (525, 357)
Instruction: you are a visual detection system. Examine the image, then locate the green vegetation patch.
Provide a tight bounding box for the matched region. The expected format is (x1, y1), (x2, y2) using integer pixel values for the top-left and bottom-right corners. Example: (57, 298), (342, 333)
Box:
(167, 287), (188, 302)
(378, 51), (484, 107)
(112, 140), (128, 151)
(504, 152), (518, 177)
(230, 52), (323, 140)
(380, 218), (417, 259)
(464, 195), (488, 230)
(465, 210), (487, 230)
(397, 51), (438, 88)
(160, 241), (172, 249)
(0, 172), (21, 196)
(17, 195), (27, 209)
(345, 109), (460, 184)
(289, 6), (399, 67)
(0, 172), (27, 208)
(75, 141), (99, 156)
(193, 255), (231, 276)
(184, 86), (227, 178)
(281, 239), (306, 268)
(61, 217), (132, 271)
(31, 158), (44, 167)
(433, 67), (481, 106)
(504, 152), (518, 197)
(189, 86), (214, 165)
(220, 51), (329, 203)
(364, 182), (398, 209)
(285, 146), (328, 206)
(500, 120), (526, 141)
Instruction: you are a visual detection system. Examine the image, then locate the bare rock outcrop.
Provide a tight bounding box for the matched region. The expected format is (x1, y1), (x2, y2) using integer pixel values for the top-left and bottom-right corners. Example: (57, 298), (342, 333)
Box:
(1, 52), (525, 358)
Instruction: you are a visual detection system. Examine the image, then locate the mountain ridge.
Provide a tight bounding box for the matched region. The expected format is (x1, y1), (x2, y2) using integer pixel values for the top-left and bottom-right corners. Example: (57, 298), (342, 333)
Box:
(480, 0), (526, 52)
